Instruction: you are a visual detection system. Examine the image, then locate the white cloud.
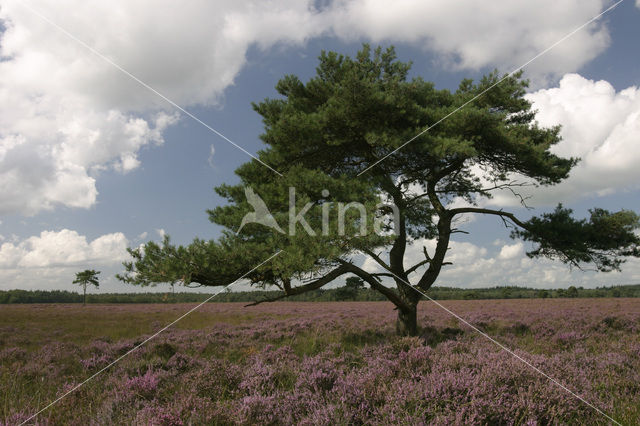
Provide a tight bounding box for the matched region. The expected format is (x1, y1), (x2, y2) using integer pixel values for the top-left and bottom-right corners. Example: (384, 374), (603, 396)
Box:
(498, 242), (524, 260)
(329, 0), (611, 83)
(137, 231), (148, 240)
(488, 74), (640, 207)
(0, 0), (325, 215)
(0, 1), (619, 215)
(0, 229), (129, 268)
(156, 228), (166, 239)
(363, 237), (640, 288)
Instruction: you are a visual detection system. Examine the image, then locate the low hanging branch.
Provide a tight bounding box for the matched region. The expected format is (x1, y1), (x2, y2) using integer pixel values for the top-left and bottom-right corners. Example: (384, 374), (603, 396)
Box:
(245, 264), (351, 306)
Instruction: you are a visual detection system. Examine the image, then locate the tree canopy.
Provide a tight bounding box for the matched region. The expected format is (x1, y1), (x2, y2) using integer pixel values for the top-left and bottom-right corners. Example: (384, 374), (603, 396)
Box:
(118, 45), (640, 335)
(73, 269), (100, 306)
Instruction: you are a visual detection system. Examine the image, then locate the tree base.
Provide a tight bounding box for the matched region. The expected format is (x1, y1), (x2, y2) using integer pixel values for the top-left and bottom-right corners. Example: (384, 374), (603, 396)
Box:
(396, 307), (418, 336)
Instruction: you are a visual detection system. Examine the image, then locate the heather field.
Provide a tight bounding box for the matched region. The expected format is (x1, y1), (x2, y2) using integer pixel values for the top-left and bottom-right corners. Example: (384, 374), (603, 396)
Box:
(0, 299), (638, 425)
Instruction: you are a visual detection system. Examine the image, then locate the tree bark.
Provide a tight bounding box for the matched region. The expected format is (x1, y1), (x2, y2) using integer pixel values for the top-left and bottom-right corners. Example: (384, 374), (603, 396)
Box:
(83, 283), (86, 306)
(396, 303), (418, 336)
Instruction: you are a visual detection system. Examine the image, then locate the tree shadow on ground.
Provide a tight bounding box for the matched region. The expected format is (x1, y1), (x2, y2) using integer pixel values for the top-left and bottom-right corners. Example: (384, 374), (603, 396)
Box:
(419, 326), (464, 347)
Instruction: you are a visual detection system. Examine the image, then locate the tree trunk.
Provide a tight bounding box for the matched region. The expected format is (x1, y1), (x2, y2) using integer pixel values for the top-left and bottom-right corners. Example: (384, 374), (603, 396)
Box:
(396, 303), (418, 336)
(83, 284), (86, 306)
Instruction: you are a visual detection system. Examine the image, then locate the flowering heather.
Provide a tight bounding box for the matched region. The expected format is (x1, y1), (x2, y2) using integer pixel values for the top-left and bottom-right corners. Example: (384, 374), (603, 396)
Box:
(0, 298), (638, 424)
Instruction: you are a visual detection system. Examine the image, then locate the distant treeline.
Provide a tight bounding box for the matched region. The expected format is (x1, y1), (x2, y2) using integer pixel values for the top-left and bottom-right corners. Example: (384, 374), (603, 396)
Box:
(1, 284), (639, 304)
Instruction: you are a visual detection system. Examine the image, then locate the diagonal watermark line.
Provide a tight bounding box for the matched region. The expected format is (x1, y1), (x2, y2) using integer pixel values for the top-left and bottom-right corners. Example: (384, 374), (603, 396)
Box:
(377, 265), (621, 425)
(357, 0), (626, 176)
(18, 1), (283, 177)
(19, 250), (283, 426)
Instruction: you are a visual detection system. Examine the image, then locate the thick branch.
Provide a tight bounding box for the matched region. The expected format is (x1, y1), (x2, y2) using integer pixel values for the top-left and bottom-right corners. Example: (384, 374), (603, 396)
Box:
(245, 265), (350, 306)
(450, 207), (528, 229)
(426, 180), (446, 215)
(337, 260), (409, 310)
(416, 220), (452, 290)
(416, 184), (453, 290)
(382, 177), (408, 277)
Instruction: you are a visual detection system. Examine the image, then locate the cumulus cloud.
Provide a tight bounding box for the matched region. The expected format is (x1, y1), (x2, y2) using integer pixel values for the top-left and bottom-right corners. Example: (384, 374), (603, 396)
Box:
(0, 229), (129, 268)
(487, 74), (640, 207)
(0, 0), (325, 215)
(0, 1), (618, 215)
(0, 228), (135, 291)
(362, 238), (640, 288)
(498, 242), (524, 260)
(329, 0), (611, 82)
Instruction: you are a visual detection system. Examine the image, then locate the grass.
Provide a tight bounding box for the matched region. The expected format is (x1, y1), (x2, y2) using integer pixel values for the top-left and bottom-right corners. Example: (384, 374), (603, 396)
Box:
(0, 304), (293, 350)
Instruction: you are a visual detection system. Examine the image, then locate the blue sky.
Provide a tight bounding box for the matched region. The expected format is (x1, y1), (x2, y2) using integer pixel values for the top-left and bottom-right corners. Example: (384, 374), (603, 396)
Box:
(1, 0), (639, 292)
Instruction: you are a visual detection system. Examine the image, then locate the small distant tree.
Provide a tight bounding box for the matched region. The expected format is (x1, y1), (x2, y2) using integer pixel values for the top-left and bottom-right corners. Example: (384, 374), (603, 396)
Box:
(566, 286), (579, 298)
(335, 276), (366, 300)
(500, 287), (512, 299)
(345, 276), (365, 291)
(73, 270), (100, 306)
(536, 290), (549, 299)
